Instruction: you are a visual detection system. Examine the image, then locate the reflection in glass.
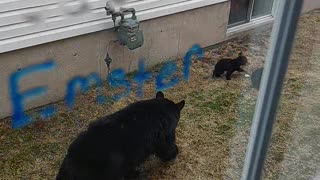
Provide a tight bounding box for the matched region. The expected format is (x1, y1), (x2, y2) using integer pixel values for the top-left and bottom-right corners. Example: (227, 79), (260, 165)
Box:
(228, 0), (251, 26)
(252, 0), (274, 18)
(262, 9), (320, 179)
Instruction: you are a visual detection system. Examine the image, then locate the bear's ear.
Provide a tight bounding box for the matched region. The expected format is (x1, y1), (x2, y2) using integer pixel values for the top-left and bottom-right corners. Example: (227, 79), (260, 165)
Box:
(156, 91), (164, 99)
(176, 100), (185, 111)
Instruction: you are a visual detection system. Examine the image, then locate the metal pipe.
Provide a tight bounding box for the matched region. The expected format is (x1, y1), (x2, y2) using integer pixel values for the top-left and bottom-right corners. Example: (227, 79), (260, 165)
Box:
(240, 0), (304, 180)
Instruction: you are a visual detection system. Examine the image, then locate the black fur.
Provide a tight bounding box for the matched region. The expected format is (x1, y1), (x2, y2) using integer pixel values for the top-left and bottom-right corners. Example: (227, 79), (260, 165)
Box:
(56, 91), (185, 180)
(212, 52), (248, 80)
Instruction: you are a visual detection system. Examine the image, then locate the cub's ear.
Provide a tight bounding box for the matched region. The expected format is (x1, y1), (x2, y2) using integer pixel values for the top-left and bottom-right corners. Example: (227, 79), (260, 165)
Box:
(156, 91), (164, 99)
(176, 100), (185, 111)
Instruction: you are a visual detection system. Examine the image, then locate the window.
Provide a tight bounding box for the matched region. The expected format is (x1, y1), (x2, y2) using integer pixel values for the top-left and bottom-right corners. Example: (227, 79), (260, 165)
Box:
(228, 0), (251, 26)
(252, 0), (274, 18)
(228, 0), (275, 27)
(240, 0), (309, 179)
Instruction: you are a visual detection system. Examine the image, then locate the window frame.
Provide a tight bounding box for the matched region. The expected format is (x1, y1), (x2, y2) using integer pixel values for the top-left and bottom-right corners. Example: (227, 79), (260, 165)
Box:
(227, 0), (279, 37)
(227, 0), (278, 28)
(240, 0), (304, 179)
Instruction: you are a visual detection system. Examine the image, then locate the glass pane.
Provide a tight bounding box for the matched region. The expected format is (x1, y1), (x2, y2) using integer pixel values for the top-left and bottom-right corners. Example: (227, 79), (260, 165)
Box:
(262, 9), (320, 179)
(1, 20), (274, 180)
(252, 0), (274, 18)
(4, 1), (316, 180)
(223, 24), (273, 179)
(228, 0), (251, 26)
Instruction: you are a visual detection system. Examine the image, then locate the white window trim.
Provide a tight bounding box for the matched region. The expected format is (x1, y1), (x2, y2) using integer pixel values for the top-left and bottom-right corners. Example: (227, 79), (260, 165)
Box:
(226, 15), (274, 37)
(0, 0), (227, 54)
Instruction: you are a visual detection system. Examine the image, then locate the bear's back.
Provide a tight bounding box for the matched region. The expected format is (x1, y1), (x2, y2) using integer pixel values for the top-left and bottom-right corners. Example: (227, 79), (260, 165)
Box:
(67, 98), (177, 163)
(215, 58), (233, 71)
(57, 92), (183, 180)
(89, 98), (176, 132)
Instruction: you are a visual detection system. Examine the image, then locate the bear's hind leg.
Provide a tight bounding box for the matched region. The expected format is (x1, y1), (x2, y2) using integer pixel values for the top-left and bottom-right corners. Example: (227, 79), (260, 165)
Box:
(226, 70), (235, 80)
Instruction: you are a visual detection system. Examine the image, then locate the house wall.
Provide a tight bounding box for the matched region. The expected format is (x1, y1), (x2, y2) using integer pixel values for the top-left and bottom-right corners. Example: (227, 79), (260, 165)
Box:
(0, 2), (230, 119)
(1, 0), (319, 120)
(302, 0), (320, 13)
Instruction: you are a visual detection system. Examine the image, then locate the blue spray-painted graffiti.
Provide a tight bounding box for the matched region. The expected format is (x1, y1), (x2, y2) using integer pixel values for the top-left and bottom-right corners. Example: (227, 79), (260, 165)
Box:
(40, 106), (57, 119)
(133, 59), (153, 98)
(156, 61), (180, 91)
(183, 44), (204, 81)
(9, 60), (56, 129)
(65, 73), (103, 108)
(8, 44), (203, 129)
(107, 69), (132, 101)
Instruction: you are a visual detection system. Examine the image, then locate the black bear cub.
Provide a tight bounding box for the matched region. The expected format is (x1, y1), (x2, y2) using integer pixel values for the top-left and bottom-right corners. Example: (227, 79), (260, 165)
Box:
(56, 91), (185, 180)
(212, 52), (248, 80)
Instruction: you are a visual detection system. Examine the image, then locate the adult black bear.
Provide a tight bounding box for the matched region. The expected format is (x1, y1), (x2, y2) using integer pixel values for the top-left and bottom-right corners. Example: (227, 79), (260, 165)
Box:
(212, 52), (248, 80)
(56, 91), (185, 180)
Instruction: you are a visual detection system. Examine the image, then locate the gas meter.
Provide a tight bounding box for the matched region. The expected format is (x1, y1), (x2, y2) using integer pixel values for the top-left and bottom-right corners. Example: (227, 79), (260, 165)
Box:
(105, 5), (144, 50)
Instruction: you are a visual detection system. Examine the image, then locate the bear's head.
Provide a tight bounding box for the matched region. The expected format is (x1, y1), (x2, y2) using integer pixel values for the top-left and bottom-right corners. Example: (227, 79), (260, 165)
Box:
(238, 52), (248, 66)
(154, 91), (185, 161)
(155, 91), (185, 129)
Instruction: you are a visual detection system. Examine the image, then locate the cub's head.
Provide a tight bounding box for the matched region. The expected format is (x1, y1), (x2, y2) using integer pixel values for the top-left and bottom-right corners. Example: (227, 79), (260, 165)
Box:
(238, 52), (248, 66)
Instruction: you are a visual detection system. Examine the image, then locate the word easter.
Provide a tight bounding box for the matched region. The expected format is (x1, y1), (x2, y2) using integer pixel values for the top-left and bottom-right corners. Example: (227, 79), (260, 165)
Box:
(9, 44), (203, 129)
